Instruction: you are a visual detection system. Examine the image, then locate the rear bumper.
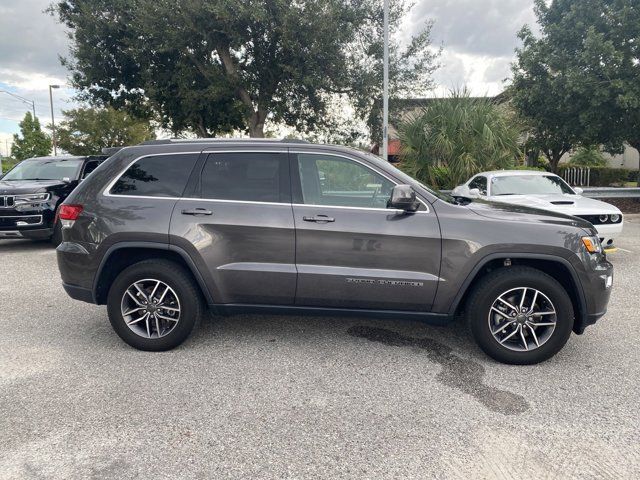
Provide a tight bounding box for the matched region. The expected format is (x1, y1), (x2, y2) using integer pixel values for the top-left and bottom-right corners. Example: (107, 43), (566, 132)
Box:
(62, 282), (95, 304)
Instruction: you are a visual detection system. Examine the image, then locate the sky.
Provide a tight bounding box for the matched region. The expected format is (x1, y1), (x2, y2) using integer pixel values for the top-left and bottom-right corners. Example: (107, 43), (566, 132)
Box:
(0, 0), (537, 156)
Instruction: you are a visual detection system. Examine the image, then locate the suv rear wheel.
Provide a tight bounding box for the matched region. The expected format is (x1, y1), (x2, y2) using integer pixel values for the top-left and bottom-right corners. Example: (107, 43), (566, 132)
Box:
(466, 266), (574, 365)
(107, 259), (204, 351)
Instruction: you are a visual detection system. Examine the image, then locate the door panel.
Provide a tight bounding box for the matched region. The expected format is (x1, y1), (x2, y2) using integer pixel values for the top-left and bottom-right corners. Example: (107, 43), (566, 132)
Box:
(169, 151), (296, 305)
(293, 205), (441, 310)
(292, 152), (441, 311)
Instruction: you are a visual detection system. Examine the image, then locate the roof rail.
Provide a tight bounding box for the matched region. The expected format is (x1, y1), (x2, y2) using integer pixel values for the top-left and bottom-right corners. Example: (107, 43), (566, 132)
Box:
(101, 146), (125, 156)
(137, 138), (310, 145)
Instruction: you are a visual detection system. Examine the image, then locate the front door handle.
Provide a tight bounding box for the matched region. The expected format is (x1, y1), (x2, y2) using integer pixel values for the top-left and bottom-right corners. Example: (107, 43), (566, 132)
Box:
(303, 215), (335, 223)
(181, 208), (213, 216)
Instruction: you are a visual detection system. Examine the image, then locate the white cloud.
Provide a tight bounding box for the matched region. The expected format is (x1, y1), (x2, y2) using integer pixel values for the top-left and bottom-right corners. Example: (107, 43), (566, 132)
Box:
(405, 0), (537, 96)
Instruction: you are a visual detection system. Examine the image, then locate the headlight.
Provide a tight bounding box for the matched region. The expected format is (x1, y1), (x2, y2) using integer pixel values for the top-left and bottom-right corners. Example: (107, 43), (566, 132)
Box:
(610, 213), (620, 223)
(598, 214), (608, 223)
(14, 193), (51, 205)
(582, 235), (602, 254)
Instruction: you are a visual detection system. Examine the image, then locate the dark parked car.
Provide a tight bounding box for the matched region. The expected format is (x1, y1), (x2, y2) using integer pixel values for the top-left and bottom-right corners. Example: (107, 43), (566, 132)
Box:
(56, 139), (613, 364)
(0, 155), (106, 244)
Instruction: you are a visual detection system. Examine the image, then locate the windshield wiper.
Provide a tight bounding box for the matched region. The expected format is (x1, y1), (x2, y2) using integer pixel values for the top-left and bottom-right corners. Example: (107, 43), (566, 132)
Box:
(494, 193), (517, 196)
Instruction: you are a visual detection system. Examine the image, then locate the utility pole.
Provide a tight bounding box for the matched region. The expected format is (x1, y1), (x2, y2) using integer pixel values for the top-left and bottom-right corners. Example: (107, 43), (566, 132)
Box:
(382, 0), (389, 162)
(49, 85), (60, 156)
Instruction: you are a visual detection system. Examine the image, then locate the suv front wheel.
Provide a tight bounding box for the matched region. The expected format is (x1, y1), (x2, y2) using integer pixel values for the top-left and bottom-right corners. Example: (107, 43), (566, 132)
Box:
(107, 259), (204, 351)
(466, 266), (574, 365)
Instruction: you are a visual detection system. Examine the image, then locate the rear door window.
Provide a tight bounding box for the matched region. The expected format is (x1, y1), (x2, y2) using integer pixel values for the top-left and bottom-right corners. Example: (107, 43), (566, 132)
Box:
(200, 152), (290, 203)
(110, 154), (199, 197)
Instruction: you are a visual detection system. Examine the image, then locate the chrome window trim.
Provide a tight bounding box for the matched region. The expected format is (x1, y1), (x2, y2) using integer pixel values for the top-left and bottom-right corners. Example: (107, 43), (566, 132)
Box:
(103, 148), (429, 213)
(290, 150), (430, 213)
(103, 151), (203, 198)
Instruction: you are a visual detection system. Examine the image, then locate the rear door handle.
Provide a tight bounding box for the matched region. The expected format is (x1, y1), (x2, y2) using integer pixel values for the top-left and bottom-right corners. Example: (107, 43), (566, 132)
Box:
(303, 215), (335, 223)
(181, 208), (213, 216)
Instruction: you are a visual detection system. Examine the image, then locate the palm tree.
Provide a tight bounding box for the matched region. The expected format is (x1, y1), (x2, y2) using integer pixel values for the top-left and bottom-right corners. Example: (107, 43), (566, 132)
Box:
(398, 90), (523, 189)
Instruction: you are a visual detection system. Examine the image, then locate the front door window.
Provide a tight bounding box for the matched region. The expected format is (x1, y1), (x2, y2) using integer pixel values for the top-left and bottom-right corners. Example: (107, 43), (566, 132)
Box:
(297, 153), (395, 209)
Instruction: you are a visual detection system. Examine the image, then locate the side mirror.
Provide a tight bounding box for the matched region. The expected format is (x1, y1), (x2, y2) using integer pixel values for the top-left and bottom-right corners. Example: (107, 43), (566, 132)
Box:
(573, 187), (584, 195)
(468, 188), (481, 198)
(387, 184), (420, 212)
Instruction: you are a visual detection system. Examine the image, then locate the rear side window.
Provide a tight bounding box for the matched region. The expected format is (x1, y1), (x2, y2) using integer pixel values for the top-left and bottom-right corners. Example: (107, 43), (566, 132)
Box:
(110, 154), (199, 197)
(200, 152), (289, 203)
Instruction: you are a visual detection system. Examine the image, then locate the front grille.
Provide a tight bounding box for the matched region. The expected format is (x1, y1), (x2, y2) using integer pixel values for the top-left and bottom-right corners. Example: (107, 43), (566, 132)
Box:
(0, 196), (15, 208)
(0, 215), (43, 229)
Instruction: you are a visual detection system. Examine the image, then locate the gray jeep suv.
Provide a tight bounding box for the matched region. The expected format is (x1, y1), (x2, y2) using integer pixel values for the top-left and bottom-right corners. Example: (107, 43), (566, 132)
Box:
(56, 139), (613, 364)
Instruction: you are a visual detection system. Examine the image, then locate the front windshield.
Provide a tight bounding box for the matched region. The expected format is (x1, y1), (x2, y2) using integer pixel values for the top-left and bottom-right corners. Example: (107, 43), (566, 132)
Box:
(490, 175), (574, 196)
(2, 158), (83, 181)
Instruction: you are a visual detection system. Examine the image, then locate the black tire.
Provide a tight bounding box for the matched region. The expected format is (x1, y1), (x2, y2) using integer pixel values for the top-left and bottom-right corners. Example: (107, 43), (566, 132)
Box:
(107, 259), (204, 351)
(50, 221), (63, 247)
(465, 266), (574, 365)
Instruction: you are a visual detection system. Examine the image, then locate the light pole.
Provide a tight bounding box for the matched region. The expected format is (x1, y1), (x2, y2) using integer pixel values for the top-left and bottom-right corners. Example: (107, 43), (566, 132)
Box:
(0, 90), (36, 118)
(382, 0), (389, 162)
(49, 84), (61, 156)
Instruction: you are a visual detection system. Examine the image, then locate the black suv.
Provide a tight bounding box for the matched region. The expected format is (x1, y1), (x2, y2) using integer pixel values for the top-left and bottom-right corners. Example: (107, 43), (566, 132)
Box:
(56, 140), (613, 364)
(0, 155), (106, 244)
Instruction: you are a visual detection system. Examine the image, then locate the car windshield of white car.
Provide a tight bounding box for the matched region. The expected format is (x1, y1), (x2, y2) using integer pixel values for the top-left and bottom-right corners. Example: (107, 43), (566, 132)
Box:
(491, 175), (574, 196)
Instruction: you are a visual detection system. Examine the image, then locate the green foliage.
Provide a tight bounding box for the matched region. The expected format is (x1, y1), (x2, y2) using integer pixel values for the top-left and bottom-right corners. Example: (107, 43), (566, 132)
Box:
(557, 165), (629, 186)
(1, 157), (20, 175)
(567, 146), (607, 167)
(51, 0), (438, 140)
(397, 91), (523, 189)
(56, 107), (155, 156)
(511, 0), (640, 181)
(11, 112), (52, 161)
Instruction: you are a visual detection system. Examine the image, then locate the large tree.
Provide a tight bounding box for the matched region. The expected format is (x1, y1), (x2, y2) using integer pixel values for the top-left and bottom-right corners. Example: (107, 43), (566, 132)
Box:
(56, 106), (155, 155)
(11, 112), (52, 161)
(51, 0), (438, 139)
(511, 0), (640, 178)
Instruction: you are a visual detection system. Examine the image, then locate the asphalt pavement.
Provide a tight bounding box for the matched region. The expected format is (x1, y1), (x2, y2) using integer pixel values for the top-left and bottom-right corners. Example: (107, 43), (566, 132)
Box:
(1, 217), (639, 479)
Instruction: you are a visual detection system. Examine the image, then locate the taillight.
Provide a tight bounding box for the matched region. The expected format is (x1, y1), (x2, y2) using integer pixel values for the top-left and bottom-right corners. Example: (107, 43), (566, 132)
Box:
(58, 204), (83, 228)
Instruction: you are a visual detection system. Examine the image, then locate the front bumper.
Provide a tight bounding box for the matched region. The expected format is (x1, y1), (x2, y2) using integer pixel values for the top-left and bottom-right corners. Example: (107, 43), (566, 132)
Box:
(0, 227), (53, 240)
(593, 221), (624, 247)
(573, 254), (613, 334)
(0, 211), (54, 240)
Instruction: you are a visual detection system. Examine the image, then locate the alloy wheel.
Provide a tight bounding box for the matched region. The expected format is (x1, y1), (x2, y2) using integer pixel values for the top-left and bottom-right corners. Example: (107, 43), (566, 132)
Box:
(120, 279), (181, 339)
(487, 287), (557, 352)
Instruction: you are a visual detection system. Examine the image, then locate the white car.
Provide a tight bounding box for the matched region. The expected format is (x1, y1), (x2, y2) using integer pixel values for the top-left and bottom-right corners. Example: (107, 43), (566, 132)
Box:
(452, 170), (623, 247)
